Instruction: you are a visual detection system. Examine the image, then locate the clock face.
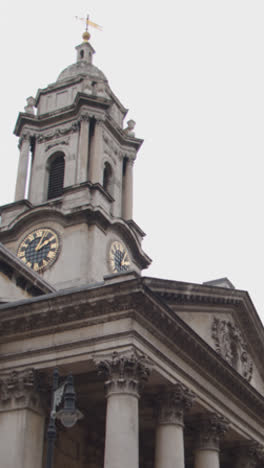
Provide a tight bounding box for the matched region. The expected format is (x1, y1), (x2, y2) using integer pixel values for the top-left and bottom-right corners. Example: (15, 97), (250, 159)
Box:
(109, 241), (131, 273)
(17, 228), (60, 272)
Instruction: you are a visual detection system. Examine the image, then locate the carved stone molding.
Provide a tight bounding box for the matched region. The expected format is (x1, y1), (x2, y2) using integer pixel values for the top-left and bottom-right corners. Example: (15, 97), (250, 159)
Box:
(79, 112), (90, 122)
(45, 138), (70, 152)
(235, 441), (264, 468)
(0, 368), (43, 413)
(18, 131), (32, 149)
(156, 383), (195, 426)
(95, 349), (152, 398)
(195, 413), (229, 451)
(212, 318), (253, 382)
(37, 123), (79, 143)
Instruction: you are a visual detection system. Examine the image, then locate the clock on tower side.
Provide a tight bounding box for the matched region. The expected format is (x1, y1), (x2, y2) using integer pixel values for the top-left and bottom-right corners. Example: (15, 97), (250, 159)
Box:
(0, 35), (151, 289)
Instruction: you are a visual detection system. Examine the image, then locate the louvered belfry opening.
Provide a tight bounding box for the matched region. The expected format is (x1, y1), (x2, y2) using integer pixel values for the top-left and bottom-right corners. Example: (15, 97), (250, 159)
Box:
(47, 153), (65, 200)
(103, 162), (112, 194)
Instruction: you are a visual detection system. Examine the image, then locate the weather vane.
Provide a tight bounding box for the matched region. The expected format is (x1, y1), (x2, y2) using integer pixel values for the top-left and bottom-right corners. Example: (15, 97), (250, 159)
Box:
(75, 14), (102, 41)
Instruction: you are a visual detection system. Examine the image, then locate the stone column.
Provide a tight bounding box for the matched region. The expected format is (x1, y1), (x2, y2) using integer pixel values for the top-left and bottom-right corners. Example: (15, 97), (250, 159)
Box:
(194, 413), (229, 468)
(0, 368), (45, 468)
(15, 133), (31, 200)
(154, 383), (195, 468)
(235, 441), (264, 468)
(95, 350), (151, 468)
(77, 113), (90, 184)
(122, 159), (134, 220)
(89, 119), (104, 184)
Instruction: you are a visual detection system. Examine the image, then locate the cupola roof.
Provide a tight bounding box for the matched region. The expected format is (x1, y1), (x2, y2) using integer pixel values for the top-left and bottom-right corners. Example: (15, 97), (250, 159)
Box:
(57, 40), (107, 83)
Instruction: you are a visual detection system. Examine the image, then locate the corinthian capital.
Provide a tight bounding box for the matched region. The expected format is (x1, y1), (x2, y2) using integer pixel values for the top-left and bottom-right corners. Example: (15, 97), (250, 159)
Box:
(156, 383), (195, 426)
(0, 368), (43, 413)
(18, 131), (31, 149)
(235, 441), (264, 468)
(94, 349), (152, 397)
(79, 112), (90, 123)
(195, 413), (229, 451)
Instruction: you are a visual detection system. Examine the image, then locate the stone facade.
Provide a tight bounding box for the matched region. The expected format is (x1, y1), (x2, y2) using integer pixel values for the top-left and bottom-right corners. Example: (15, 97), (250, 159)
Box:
(0, 32), (264, 468)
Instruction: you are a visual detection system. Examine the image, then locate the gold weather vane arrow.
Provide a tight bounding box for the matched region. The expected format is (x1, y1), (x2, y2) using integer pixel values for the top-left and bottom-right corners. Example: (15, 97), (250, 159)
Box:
(75, 15), (102, 42)
(75, 14), (103, 36)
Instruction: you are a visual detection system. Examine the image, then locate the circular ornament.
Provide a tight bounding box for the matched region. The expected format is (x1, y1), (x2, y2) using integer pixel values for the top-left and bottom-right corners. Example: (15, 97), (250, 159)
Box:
(17, 228), (60, 272)
(109, 240), (131, 273)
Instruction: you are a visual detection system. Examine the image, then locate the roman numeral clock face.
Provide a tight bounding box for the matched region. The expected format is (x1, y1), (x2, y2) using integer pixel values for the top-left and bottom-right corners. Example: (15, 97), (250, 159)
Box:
(109, 241), (131, 273)
(17, 228), (60, 272)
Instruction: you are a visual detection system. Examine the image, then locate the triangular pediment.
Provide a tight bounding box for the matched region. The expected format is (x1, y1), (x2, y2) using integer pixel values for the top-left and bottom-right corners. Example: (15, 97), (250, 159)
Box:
(143, 277), (264, 396)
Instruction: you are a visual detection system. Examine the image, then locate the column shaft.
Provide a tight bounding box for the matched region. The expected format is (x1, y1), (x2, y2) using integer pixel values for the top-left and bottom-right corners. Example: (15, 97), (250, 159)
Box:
(0, 407), (45, 468)
(154, 384), (195, 468)
(15, 136), (31, 200)
(95, 350), (151, 468)
(77, 116), (90, 184)
(194, 449), (219, 468)
(194, 413), (229, 468)
(0, 369), (45, 468)
(155, 424), (184, 468)
(104, 393), (139, 468)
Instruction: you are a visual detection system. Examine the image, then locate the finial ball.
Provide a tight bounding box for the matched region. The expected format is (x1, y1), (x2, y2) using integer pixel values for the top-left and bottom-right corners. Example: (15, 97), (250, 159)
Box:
(82, 31), (91, 42)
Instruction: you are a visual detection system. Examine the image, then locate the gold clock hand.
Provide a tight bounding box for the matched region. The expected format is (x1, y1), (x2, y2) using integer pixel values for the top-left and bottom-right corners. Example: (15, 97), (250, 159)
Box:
(36, 235), (55, 251)
(121, 254), (129, 266)
(35, 231), (46, 251)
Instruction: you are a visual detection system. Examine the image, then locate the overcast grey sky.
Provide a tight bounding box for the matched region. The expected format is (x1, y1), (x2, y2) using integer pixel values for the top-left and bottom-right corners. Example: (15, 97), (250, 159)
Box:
(1, 1), (264, 319)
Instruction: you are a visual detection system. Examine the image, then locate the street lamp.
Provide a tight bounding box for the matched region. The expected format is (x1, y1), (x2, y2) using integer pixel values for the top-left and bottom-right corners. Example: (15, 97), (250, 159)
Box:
(45, 368), (83, 468)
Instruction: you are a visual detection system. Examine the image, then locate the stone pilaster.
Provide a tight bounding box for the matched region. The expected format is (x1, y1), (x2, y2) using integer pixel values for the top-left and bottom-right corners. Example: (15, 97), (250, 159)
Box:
(194, 412), (229, 468)
(89, 118), (104, 184)
(77, 113), (90, 184)
(15, 132), (31, 200)
(122, 158), (134, 220)
(0, 368), (45, 468)
(154, 383), (195, 468)
(235, 441), (264, 468)
(95, 350), (151, 468)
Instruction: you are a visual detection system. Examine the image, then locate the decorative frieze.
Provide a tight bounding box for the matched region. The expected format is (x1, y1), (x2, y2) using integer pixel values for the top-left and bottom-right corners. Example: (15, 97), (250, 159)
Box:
(195, 413), (229, 451)
(95, 349), (152, 397)
(212, 318), (253, 382)
(45, 138), (70, 152)
(156, 383), (195, 426)
(36, 123), (79, 143)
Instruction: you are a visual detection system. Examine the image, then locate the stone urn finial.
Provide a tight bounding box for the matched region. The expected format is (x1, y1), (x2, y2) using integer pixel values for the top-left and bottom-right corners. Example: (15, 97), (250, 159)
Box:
(24, 96), (35, 115)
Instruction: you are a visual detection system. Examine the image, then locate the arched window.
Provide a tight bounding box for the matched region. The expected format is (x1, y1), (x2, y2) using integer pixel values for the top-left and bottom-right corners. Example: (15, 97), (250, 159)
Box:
(47, 153), (65, 200)
(103, 162), (112, 194)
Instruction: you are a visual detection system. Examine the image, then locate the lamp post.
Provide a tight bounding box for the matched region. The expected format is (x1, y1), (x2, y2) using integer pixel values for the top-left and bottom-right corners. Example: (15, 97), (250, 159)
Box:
(45, 368), (83, 468)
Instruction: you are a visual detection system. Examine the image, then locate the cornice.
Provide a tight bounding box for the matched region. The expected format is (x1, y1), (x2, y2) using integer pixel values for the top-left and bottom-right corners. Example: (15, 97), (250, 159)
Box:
(14, 93), (143, 152)
(0, 277), (264, 425)
(0, 200), (151, 269)
(0, 199), (32, 215)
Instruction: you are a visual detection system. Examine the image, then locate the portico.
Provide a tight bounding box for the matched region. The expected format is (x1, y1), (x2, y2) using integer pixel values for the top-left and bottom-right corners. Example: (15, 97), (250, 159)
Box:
(0, 276), (264, 468)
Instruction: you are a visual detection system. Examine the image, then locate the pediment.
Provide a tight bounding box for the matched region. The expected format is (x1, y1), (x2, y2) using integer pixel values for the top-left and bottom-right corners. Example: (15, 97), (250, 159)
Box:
(143, 277), (264, 396)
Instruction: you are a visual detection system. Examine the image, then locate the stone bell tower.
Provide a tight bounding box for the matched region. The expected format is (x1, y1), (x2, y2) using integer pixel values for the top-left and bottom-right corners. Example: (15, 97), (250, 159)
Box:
(0, 31), (151, 289)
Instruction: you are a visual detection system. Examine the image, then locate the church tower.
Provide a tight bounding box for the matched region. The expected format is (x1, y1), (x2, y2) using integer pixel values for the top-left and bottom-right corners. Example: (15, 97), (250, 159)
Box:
(0, 31), (151, 289)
